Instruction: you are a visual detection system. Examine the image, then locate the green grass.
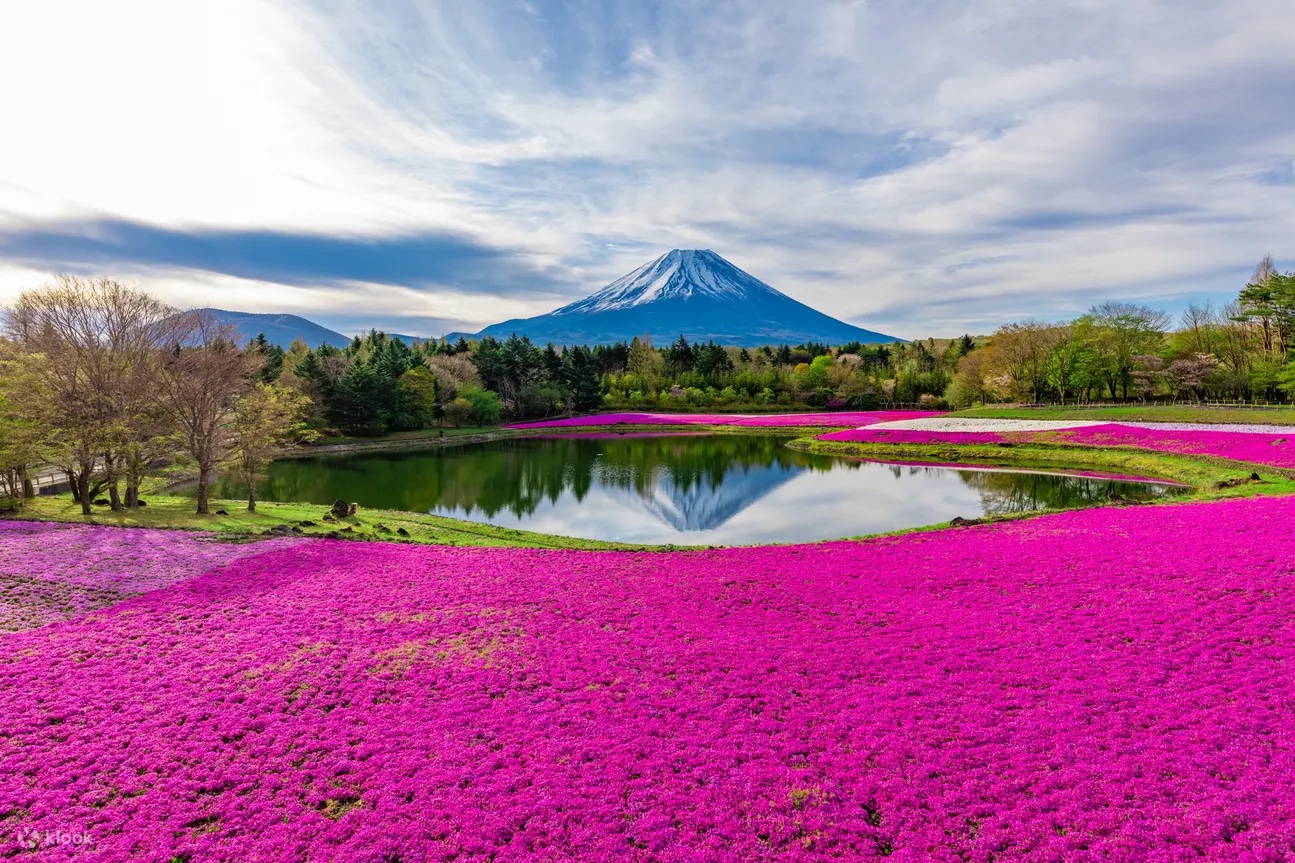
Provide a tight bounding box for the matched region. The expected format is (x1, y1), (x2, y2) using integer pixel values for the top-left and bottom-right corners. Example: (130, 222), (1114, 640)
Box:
(12, 423), (1295, 551)
(13, 494), (664, 551)
(954, 405), (1295, 425)
(311, 426), (511, 447)
(792, 438), (1295, 503)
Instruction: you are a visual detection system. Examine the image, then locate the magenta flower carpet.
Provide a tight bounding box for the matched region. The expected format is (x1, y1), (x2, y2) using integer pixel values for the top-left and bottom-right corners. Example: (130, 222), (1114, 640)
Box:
(507, 410), (938, 430)
(0, 521), (303, 633)
(819, 423), (1295, 469)
(5, 499), (1295, 860)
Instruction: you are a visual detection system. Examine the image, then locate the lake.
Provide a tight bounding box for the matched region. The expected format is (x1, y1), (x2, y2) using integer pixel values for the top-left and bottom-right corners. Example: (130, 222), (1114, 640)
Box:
(193, 433), (1185, 545)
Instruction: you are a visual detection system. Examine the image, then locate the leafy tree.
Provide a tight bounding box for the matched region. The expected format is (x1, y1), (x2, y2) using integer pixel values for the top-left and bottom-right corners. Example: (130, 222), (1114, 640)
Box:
(249, 333), (285, 383)
(1079, 302), (1170, 399)
(665, 335), (696, 374)
(0, 346), (50, 501)
(330, 360), (391, 436)
(228, 382), (317, 511)
(561, 345), (604, 411)
(459, 385), (502, 426)
(445, 397), (472, 428)
(393, 366), (438, 430)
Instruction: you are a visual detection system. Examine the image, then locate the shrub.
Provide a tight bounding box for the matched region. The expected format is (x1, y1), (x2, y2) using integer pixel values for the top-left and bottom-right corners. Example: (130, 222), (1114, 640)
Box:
(458, 385), (502, 426)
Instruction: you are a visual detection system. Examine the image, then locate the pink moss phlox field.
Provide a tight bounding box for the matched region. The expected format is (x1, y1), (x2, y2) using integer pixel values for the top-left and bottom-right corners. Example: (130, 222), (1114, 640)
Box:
(0, 522), (302, 632)
(817, 428), (1014, 445)
(525, 431), (716, 441)
(1050, 423), (1295, 468)
(6, 500), (1295, 860)
(508, 410), (939, 430)
(850, 457), (1187, 485)
(819, 423), (1295, 469)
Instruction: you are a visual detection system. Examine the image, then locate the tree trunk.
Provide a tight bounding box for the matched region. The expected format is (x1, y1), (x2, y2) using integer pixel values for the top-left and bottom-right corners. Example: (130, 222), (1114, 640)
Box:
(195, 466), (211, 515)
(125, 484), (138, 509)
(77, 471), (92, 515)
(109, 481), (122, 511)
(247, 483), (257, 513)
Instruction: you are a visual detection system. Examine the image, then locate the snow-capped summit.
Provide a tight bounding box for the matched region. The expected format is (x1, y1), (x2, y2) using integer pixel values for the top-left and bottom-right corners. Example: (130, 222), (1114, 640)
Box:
(459, 249), (900, 346)
(556, 249), (786, 315)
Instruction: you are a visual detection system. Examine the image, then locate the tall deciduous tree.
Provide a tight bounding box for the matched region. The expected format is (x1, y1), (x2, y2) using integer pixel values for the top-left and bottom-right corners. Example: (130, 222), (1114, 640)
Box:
(1080, 301), (1171, 399)
(3, 276), (178, 514)
(158, 313), (260, 515)
(0, 344), (50, 501)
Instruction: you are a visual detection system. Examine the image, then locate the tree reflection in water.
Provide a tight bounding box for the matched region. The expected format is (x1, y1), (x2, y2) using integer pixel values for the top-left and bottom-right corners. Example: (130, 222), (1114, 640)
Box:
(197, 434), (1180, 540)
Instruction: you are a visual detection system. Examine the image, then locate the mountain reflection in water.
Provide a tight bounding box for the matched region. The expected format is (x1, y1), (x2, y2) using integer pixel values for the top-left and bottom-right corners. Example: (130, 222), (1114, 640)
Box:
(196, 433), (1181, 544)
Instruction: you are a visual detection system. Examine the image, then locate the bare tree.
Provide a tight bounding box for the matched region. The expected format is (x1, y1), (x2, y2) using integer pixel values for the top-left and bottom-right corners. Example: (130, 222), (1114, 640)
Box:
(158, 313), (260, 515)
(1179, 301), (1219, 357)
(3, 277), (178, 514)
(984, 321), (1061, 402)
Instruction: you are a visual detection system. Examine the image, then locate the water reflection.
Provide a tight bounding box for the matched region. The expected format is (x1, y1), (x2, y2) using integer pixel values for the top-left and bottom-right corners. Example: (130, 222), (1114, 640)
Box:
(196, 433), (1181, 544)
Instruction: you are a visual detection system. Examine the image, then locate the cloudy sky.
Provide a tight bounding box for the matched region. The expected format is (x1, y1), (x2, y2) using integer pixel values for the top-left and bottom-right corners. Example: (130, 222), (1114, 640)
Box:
(1, 0), (1292, 339)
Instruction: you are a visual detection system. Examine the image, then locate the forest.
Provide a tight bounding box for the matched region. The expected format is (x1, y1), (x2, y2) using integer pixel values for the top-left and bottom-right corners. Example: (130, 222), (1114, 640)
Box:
(1, 256), (1292, 513)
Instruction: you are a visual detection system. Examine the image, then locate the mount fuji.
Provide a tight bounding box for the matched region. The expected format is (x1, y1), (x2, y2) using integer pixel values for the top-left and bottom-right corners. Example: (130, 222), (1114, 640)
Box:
(460, 249), (900, 346)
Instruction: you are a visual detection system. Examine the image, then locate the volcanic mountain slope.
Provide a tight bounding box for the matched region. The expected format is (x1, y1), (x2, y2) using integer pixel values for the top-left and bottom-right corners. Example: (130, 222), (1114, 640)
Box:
(196, 309), (349, 349)
(462, 249), (900, 346)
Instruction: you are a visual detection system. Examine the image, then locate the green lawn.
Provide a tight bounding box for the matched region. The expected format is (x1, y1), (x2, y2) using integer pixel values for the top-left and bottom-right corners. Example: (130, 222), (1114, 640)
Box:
(795, 438), (1295, 502)
(309, 426), (514, 447)
(954, 405), (1295, 425)
(13, 420), (1295, 549)
(13, 494), (659, 551)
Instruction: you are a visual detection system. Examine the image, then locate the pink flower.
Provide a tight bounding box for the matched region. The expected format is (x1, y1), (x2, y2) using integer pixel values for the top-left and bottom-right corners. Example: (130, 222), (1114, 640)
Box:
(508, 411), (942, 430)
(4, 498), (1295, 859)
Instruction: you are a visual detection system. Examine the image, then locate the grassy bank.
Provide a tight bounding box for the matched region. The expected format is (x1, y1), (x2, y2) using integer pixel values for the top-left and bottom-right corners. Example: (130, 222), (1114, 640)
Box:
(9, 494), (660, 551)
(954, 404), (1295, 425)
(12, 424), (1295, 550)
(793, 437), (1295, 501)
(310, 425), (509, 447)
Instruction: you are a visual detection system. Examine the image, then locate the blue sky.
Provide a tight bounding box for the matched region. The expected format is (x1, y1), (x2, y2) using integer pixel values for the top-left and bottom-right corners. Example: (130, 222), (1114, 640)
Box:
(1, 0), (1293, 338)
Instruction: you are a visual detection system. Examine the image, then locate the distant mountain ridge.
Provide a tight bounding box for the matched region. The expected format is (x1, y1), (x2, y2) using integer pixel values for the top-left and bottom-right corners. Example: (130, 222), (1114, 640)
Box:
(455, 249), (900, 346)
(196, 309), (350, 349)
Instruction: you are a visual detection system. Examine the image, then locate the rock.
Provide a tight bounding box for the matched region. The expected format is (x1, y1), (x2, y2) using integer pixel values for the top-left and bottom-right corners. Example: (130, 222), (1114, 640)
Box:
(1250, 472), (1262, 481)
(291, 526), (305, 536)
(347, 503), (358, 517)
(341, 526), (354, 533)
(330, 499), (349, 519)
(322, 514), (336, 522)
(215, 509), (229, 516)
(298, 520), (317, 527)
(267, 524), (293, 536)
(949, 516), (984, 527)
(396, 527), (410, 537)
(136, 499), (147, 507)
(92, 498), (110, 506)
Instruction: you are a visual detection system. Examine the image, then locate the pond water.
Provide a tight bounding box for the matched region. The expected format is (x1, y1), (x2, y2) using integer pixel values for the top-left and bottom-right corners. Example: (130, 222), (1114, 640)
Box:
(194, 433), (1185, 545)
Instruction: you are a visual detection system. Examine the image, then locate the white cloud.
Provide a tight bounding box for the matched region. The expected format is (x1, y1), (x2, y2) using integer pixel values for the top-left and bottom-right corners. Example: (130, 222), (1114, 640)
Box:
(1, 0), (1293, 337)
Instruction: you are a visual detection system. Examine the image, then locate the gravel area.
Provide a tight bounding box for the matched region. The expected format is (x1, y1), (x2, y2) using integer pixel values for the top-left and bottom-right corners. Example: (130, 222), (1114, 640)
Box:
(866, 417), (1295, 434)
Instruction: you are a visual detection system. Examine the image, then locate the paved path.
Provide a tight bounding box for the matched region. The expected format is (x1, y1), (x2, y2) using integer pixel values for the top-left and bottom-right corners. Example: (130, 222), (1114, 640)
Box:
(866, 417), (1295, 434)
